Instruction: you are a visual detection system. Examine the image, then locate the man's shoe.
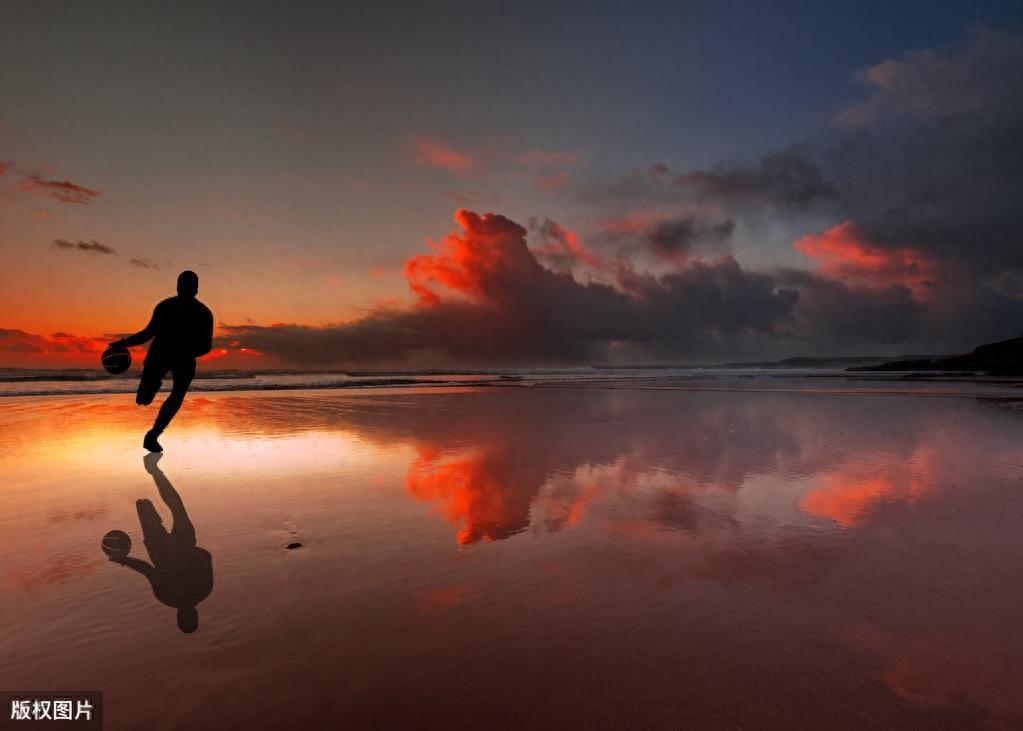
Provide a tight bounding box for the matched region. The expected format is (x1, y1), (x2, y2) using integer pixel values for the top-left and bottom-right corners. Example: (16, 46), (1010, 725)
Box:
(143, 430), (163, 453)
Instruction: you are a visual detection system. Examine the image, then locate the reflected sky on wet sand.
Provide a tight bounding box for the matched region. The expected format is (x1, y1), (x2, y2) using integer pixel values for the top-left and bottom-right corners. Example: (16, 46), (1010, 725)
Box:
(2, 386), (1023, 729)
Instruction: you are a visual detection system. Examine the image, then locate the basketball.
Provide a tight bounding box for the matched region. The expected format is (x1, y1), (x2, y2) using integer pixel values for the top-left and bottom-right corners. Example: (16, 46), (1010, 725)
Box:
(101, 346), (131, 375)
(102, 529), (132, 557)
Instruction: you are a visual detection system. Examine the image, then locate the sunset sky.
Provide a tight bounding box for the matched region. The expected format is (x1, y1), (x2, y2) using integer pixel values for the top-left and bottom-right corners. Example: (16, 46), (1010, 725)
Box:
(3, 1), (1023, 368)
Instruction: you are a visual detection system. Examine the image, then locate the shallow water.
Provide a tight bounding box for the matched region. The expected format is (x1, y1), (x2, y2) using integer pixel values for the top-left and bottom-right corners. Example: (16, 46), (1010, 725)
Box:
(1, 385), (1022, 729)
(4, 364), (1023, 398)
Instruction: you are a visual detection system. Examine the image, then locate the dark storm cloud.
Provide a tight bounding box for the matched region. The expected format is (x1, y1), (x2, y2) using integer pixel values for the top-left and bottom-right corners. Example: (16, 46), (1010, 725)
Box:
(622, 257), (798, 341)
(835, 28), (1023, 127)
(220, 211), (798, 366)
(644, 217), (735, 261)
(590, 210), (737, 268)
(818, 30), (1023, 272)
(528, 217), (601, 270)
(827, 115), (1023, 276)
(777, 266), (1023, 353)
(777, 270), (925, 346)
(52, 239), (117, 255)
(796, 30), (1023, 350)
(675, 147), (838, 208)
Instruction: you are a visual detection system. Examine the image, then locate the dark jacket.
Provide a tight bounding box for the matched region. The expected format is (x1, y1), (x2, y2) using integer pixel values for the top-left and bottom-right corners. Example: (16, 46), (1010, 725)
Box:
(120, 296), (214, 364)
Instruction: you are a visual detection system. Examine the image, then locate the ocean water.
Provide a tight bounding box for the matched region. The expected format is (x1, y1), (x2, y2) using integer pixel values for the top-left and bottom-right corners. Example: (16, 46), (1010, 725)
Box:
(3, 365), (1023, 398)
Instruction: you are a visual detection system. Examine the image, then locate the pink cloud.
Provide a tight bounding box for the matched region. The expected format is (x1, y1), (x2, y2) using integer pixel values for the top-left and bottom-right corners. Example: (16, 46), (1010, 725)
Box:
(15, 174), (100, 204)
(599, 210), (666, 235)
(531, 218), (602, 269)
(537, 171), (570, 191)
(794, 220), (940, 293)
(515, 149), (580, 192)
(412, 138), (477, 173)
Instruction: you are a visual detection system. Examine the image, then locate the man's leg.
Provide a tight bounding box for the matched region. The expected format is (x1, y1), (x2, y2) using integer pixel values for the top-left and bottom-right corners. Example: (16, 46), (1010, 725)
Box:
(144, 453), (196, 546)
(136, 363), (166, 406)
(151, 360), (196, 437)
(136, 498), (170, 566)
(159, 475), (196, 547)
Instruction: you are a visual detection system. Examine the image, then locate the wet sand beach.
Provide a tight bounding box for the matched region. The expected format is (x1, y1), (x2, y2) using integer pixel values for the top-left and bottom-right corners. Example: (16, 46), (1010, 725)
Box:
(2, 384), (1023, 729)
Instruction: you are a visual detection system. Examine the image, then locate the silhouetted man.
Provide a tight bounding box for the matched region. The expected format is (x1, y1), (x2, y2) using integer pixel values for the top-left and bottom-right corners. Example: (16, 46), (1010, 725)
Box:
(107, 453), (214, 633)
(110, 270), (213, 452)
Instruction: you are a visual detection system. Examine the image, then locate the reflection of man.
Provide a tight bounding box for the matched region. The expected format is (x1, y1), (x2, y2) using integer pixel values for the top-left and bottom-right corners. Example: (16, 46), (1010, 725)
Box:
(107, 453), (214, 633)
(109, 270), (214, 453)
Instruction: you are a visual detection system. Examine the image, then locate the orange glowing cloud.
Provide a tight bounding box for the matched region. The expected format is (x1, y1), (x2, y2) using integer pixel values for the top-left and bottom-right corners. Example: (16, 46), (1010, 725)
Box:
(0, 328), (108, 364)
(0, 327), (265, 368)
(795, 220), (938, 292)
(200, 345), (262, 361)
(412, 138), (477, 173)
(404, 209), (540, 306)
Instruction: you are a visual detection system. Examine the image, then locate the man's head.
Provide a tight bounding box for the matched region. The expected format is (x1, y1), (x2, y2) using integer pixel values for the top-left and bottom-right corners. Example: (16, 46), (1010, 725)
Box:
(177, 270), (199, 298)
(177, 607), (199, 633)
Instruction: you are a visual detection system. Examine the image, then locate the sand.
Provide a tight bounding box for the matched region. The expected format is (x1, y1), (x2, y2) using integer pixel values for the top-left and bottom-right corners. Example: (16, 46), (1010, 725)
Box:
(2, 384), (1023, 729)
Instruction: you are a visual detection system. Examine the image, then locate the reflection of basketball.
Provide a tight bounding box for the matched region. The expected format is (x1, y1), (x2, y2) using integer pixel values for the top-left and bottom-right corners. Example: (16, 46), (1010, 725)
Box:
(102, 529), (132, 557)
(101, 346), (131, 375)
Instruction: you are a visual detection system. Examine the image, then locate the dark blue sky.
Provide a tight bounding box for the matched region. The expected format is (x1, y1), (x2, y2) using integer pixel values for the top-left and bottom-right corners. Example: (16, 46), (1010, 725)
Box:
(6, 1), (1022, 172)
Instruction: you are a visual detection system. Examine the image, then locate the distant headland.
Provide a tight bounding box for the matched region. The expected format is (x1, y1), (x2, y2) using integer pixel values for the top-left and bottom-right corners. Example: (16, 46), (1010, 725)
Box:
(848, 336), (1023, 376)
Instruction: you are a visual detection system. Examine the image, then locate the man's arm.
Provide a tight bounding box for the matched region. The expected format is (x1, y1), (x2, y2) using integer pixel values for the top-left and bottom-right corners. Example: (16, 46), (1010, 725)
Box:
(110, 306), (159, 349)
(109, 554), (156, 580)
